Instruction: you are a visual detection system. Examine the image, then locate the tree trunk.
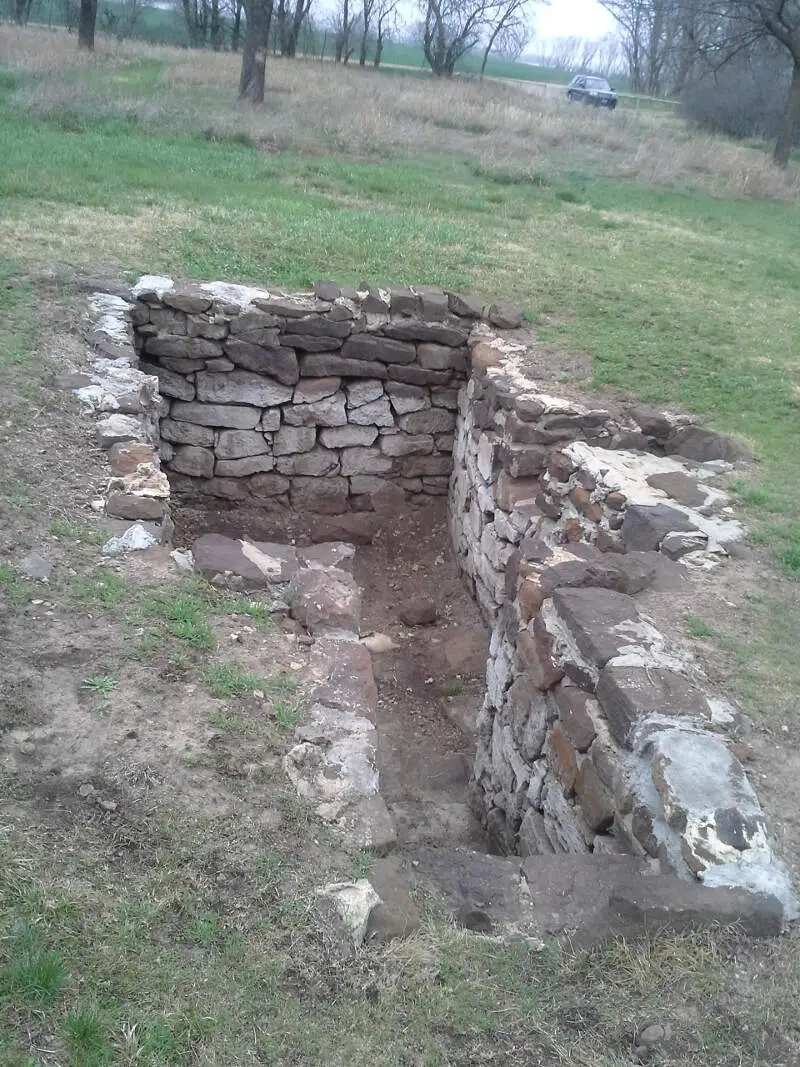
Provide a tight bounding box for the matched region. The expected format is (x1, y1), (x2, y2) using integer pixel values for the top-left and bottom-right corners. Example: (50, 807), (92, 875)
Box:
(78, 0), (98, 48)
(239, 0), (272, 103)
(479, 18), (504, 79)
(210, 0), (221, 49)
(232, 0), (243, 50)
(774, 59), (800, 167)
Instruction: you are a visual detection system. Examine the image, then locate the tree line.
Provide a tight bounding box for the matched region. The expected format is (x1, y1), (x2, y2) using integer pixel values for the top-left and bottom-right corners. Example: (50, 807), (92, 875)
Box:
(7, 0), (798, 165)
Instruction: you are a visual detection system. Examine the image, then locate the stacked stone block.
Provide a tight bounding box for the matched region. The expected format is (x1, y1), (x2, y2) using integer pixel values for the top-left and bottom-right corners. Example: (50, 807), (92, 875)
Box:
(449, 337), (791, 915)
(131, 279), (488, 513)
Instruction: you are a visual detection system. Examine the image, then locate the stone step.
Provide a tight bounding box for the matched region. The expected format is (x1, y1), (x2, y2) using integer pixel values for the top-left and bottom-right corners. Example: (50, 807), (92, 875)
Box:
(393, 848), (784, 944)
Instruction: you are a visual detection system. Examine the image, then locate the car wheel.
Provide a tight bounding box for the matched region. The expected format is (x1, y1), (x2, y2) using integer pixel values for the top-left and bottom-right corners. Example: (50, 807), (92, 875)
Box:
(608, 101), (617, 111)
(567, 91), (576, 102)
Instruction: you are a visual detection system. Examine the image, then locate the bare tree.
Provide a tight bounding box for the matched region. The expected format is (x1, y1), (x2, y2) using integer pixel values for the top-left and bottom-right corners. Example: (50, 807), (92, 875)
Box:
(231, 0), (244, 50)
(239, 0), (274, 102)
(274, 0), (313, 56)
(334, 0), (358, 61)
(689, 0), (800, 165)
(78, 0), (98, 47)
(420, 0), (504, 76)
(478, 0), (530, 77)
(360, 0), (377, 64)
(374, 0), (399, 65)
(14, 0), (35, 25)
(180, 0), (209, 45)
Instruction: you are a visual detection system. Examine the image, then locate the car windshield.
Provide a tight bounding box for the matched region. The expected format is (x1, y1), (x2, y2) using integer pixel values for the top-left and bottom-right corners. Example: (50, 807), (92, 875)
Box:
(585, 77), (611, 90)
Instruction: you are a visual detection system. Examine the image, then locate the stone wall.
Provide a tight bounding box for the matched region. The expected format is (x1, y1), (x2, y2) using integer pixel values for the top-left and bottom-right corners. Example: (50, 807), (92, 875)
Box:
(128, 276), (521, 516)
(449, 329), (793, 916)
(82, 277), (795, 922)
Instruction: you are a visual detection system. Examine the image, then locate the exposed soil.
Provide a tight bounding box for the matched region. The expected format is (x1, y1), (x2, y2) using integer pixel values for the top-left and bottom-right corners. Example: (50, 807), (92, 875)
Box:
(352, 501), (489, 850)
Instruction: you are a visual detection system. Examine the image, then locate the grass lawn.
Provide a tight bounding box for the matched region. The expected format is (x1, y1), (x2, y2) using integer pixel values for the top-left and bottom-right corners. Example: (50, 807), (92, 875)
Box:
(1, 27), (800, 1066)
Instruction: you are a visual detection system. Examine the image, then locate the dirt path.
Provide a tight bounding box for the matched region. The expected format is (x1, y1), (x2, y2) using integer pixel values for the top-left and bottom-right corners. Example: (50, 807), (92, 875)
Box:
(353, 501), (489, 850)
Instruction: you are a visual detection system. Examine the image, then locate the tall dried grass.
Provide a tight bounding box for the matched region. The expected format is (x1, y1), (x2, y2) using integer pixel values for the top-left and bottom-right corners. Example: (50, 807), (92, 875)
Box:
(2, 23), (797, 200)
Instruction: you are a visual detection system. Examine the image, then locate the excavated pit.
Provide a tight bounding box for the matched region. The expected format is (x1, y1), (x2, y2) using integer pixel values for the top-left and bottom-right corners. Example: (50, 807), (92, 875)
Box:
(170, 492), (491, 854)
(86, 277), (798, 936)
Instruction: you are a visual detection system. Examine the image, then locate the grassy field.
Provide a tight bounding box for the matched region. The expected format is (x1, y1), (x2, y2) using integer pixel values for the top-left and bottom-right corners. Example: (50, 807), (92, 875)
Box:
(2, 24), (800, 1067)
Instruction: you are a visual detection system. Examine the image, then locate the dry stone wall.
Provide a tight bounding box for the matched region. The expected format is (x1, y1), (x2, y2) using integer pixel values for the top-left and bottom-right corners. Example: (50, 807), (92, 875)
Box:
(128, 276), (510, 515)
(449, 329), (794, 919)
(81, 277), (795, 925)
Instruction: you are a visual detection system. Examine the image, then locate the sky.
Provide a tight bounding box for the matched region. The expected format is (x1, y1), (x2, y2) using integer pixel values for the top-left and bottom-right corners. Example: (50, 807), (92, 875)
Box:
(532, 0), (617, 42)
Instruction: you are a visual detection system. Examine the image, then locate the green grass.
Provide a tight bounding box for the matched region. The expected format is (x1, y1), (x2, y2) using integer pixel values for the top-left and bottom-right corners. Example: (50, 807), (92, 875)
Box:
(2, 819), (799, 1067)
(81, 673), (118, 696)
(203, 663), (265, 698)
(686, 615), (715, 639)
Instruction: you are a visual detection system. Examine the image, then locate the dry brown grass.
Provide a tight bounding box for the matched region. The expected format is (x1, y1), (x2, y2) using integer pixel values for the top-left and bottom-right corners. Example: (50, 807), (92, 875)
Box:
(1, 23), (798, 200)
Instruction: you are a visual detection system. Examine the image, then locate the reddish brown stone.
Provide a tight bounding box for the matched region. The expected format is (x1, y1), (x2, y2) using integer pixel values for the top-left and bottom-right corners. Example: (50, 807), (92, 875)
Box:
(575, 760), (614, 832)
(518, 618), (564, 690)
(570, 486), (590, 510)
(605, 492), (627, 511)
(518, 578), (545, 623)
(547, 724), (579, 793)
(564, 519), (583, 543)
(548, 451), (576, 481)
(495, 472), (539, 511)
(105, 492), (166, 521)
(107, 441), (157, 476)
(471, 341), (502, 375)
(553, 684), (597, 752)
(596, 529), (625, 553)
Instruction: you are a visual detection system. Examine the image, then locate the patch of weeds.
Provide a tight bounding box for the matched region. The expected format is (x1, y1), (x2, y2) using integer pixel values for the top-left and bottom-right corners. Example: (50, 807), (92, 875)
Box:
(731, 480), (787, 514)
(0, 481), (31, 507)
(185, 911), (221, 949)
(82, 674), (117, 697)
(440, 677), (465, 698)
(0, 926), (66, 1006)
(142, 589), (214, 649)
(208, 711), (251, 733)
(62, 1009), (114, 1067)
(273, 699), (300, 730)
(556, 187), (582, 203)
(204, 663), (264, 699)
(473, 164), (549, 187)
(349, 851), (374, 880)
(199, 128), (256, 149)
(686, 615), (715, 638)
(220, 594), (273, 627)
(50, 516), (104, 544)
(780, 544), (800, 575)
(69, 571), (125, 607)
(0, 563), (27, 606)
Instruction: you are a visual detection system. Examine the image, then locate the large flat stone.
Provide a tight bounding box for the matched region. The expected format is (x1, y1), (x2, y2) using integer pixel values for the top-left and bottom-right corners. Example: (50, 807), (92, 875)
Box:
(609, 875), (783, 938)
(666, 425), (751, 463)
(596, 665), (709, 747)
(540, 556), (657, 597)
(552, 587), (641, 668)
(222, 339), (299, 385)
(382, 321), (468, 346)
(283, 393), (347, 428)
(170, 401), (261, 429)
(216, 429), (270, 459)
(621, 504), (698, 552)
(289, 567), (362, 635)
(408, 846), (526, 931)
(645, 471), (708, 509)
(309, 637), (378, 716)
(341, 335), (416, 365)
(196, 371), (293, 407)
(169, 444), (214, 478)
(300, 354), (389, 379)
(193, 534), (299, 586)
